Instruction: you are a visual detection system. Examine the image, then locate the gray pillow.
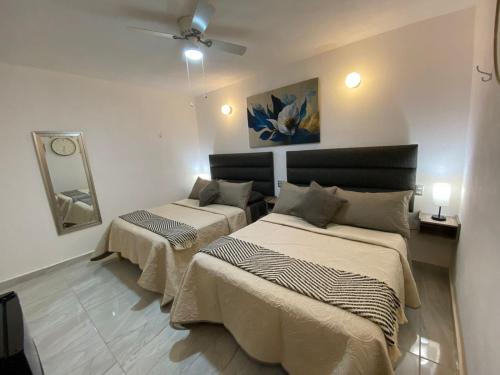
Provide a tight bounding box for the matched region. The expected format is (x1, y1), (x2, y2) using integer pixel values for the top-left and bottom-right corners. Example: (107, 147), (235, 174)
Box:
(295, 182), (347, 228)
(312, 182), (338, 195)
(272, 182), (308, 215)
(333, 188), (413, 238)
(189, 177), (211, 199)
(199, 180), (219, 207)
(215, 181), (253, 209)
(273, 181), (337, 216)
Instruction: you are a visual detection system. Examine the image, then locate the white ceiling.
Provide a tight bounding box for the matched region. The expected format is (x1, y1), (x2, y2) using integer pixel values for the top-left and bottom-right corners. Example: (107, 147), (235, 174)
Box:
(0, 0), (474, 95)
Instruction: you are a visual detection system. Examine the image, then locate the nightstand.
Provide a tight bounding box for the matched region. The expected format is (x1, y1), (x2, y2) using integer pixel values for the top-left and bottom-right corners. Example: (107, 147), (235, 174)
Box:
(418, 212), (461, 240)
(264, 196), (277, 212)
(408, 212), (461, 268)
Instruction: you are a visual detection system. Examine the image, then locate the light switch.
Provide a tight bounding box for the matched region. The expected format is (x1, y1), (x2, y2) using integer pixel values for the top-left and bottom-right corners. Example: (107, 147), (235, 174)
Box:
(415, 184), (424, 196)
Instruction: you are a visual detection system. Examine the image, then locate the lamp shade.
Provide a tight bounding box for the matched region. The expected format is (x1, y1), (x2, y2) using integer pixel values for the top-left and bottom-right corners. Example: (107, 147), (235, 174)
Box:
(345, 72), (361, 88)
(432, 183), (451, 207)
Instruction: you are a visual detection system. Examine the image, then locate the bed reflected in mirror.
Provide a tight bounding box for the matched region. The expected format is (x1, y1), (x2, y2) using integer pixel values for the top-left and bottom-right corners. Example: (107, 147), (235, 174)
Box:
(32, 131), (102, 235)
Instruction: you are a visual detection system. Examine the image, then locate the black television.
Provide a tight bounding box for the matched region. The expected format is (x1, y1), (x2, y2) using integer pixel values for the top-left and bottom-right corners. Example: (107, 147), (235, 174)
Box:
(0, 291), (44, 375)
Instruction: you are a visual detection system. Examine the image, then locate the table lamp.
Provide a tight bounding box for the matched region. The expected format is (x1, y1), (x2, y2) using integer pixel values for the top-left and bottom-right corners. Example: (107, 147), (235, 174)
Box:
(432, 183), (451, 221)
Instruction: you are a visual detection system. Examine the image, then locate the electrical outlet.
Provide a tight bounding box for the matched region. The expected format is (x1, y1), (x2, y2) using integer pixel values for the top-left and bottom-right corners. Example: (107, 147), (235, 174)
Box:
(277, 180), (285, 188)
(415, 184), (424, 196)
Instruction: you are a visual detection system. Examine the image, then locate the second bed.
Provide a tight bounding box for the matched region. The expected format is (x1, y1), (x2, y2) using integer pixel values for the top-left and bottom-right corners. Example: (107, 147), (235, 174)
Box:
(91, 152), (274, 305)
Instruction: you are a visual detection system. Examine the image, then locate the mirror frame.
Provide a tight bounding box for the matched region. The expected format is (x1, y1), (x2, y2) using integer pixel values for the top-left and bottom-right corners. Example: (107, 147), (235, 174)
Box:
(495, 0), (500, 83)
(32, 131), (102, 235)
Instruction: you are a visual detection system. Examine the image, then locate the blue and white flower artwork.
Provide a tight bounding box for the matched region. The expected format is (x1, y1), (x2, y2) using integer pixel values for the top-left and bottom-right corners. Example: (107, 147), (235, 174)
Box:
(247, 78), (320, 148)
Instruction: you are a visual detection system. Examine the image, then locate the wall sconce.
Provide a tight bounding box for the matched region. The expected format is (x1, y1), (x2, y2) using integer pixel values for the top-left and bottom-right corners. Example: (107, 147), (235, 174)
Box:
(345, 72), (361, 88)
(221, 104), (232, 116)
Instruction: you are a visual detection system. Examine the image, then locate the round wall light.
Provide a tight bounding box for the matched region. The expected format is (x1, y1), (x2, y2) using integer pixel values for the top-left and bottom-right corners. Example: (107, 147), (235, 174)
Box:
(221, 104), (232, 116)
(345, 72), (362, 88)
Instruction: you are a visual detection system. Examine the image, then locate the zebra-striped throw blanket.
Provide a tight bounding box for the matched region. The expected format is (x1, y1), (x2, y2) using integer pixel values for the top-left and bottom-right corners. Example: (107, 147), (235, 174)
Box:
(119, 210), (198, 250)
(201, 236), (401, 346)
(61, 190), (93, 206)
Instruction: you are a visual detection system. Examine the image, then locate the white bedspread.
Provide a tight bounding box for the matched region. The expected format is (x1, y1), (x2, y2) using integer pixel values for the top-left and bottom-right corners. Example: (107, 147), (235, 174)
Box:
(170, 213), (420, 375)
(92, 199), (247, 305)
(56, 190), (95, 225)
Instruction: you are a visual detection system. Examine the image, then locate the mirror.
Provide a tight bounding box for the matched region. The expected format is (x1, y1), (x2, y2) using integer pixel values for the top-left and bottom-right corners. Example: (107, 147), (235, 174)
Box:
(32, 131), (102, 235)
(496, 0), (500, 83)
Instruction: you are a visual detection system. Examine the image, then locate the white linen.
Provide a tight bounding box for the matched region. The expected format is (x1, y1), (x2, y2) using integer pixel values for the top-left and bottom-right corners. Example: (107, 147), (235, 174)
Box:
(170, 213), (420, 375)
(55, 189), (95, 225)
(92, 199), (247, 305)
(64, 200), (95, 224)
(55, 193), (72, 219)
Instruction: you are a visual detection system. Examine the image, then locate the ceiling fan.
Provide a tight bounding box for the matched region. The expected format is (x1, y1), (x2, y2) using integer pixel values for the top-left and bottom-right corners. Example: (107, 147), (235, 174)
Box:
(129, 0), (247, 61)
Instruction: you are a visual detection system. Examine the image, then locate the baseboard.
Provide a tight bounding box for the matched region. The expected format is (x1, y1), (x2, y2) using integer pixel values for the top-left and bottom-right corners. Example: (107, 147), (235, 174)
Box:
(449, 269), (467, 375)
(0, 251), (93, 291)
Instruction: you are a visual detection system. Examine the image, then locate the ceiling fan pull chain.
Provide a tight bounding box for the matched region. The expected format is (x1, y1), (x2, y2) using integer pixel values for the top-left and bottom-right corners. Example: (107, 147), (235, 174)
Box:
(201, 56), (208, 97)
(185, 57), (192, 91)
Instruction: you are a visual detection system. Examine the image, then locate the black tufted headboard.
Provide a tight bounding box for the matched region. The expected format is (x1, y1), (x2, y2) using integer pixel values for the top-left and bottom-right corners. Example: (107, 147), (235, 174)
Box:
(209, 152), (275, 196)
(287, 144), (418, 211)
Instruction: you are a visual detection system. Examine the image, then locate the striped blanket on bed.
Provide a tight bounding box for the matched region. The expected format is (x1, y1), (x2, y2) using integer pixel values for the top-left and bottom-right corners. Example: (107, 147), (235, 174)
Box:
(201, 236), (401, 346)
(61, 190), (93, 206)
(119, 210), (198, 250)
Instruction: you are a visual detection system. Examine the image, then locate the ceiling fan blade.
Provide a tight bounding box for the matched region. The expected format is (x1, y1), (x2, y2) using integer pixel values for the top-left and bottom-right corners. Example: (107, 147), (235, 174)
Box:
(191, 0), (215, 33)
(210, 39), (247, 56)
(128, 26), (178, 39)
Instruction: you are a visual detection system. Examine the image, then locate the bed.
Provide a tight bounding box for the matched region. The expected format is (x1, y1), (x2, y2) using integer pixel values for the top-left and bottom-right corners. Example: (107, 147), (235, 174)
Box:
(56, 188), (96, 225)
(91, 152), (274, 305)
(170, 145), (421, 375)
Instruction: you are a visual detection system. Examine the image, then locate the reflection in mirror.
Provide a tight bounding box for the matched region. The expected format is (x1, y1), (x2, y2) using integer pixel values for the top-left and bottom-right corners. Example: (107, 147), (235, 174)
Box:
(32, 131), (102, 235)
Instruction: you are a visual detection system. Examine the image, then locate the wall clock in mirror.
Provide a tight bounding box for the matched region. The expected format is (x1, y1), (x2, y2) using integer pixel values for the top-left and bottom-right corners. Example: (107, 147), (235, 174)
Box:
(51, 137), (77, 156)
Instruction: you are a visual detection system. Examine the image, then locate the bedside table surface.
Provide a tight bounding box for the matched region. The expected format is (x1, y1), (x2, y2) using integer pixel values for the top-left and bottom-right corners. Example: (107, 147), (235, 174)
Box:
(419, 212), (459, 228)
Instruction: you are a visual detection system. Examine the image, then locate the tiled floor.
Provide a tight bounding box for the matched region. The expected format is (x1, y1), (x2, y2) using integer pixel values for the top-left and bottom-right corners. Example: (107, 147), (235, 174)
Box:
(396, 262), (458, 375)
(2, 257), (457, 374)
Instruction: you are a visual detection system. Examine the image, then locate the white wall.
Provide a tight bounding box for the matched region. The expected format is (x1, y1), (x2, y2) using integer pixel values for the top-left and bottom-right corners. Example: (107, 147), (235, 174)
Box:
(0, 62), (200, 282)
(194, 9), (475, 215)
(454, 0), (500, 373)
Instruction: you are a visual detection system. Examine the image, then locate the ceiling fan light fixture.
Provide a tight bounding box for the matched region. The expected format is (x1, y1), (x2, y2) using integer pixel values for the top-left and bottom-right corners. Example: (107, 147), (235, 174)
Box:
(129, 0), (247, 64)
(184, 48), (204, 61)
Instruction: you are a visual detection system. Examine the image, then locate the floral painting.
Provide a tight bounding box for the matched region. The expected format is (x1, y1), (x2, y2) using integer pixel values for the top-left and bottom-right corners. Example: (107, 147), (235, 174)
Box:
(247, 78), (320, 148)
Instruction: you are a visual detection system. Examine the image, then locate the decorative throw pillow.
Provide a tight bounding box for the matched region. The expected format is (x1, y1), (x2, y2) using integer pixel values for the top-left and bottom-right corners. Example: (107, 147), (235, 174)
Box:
(215, 180), (253, 209)
(311, 182), (338, 195)
(189, 177), (211, 199)
(295, 182), (347, 228)
(333, 188), (414, 238)
(199, 180), (219, 207)
(272, 182), (308, 215)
